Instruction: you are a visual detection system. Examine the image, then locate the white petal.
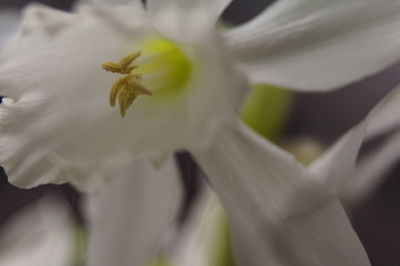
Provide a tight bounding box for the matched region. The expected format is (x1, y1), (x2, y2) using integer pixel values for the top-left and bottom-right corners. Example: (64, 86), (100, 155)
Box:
(14, 4), (75, 42)
(366, 85), (400, 139)
(225, 0), (400, 91)
(341, 131), (400, 205)
(231, 200), (370, 266)
(194, 119), (331, 226)
(0, 197), (73, 266)
(308, 121), (368, 195)
(147, 0), (231, 18)
(193, 119), (370, 265)
(85, 158), (182, 266)
(147, 0), (232, 40)
(0, 9), (21, 48)
(0, 4), (246, 189)
(80, 0), (142, 5)
(310, 85), (400, 195)
(169, 188), (224, 266)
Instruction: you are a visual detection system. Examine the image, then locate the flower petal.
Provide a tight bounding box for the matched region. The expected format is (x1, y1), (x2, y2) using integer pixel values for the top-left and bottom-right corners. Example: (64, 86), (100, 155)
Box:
(225, 0), (400, 91)
(169, 188), (221, 266)
(341, 132), (400, 205)
(366, 86), (400, 139)
(193, 119), (370, 265)
(82, 0), (142, 5)
(309, 85), (400, 195)
(147, 0), (231, 22)
(146, 0), (232, 40)
(85, 158), (182, 266)
(230, 200), (370, 266)
(0, 197), (74, 266)
(194, 119), (331, 226)
(0, 9), (21, 48)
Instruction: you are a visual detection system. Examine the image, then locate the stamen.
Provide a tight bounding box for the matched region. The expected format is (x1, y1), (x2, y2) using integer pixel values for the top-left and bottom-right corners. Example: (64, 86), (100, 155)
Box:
(101, 51), (152, 117)
(119, 51), (141, 70)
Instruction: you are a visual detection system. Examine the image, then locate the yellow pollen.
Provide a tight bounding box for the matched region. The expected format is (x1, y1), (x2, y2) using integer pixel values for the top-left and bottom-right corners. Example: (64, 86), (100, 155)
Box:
(101, 51), (152, 117)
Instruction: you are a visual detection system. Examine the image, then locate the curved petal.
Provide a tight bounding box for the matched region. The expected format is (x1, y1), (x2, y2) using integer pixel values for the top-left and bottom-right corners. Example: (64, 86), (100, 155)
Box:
(309, 85), (400, 195)
(366, 85), (400, 139)
(147, 0), (232, 40)
(194, 119), (331, 226)
(0, 4), (246, 189)
(193, 119), (370, 265)
(225, 0), (400, 91)
(230, 200), (370, 266)
(169, 188), (227, 266)
(85, 158), (182, 266)
(340, 131), (400, 205)
(0, 197), (74, 266)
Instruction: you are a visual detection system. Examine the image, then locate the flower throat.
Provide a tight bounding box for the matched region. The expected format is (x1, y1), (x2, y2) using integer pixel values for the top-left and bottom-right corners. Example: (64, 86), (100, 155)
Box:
(101, 37), (192, 117)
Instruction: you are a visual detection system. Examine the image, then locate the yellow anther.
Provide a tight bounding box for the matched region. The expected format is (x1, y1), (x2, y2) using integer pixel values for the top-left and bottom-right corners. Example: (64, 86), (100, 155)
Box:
(119, 51), (141, 70)
(101, 62), (124, 73)
(126, 92), (138, 108)
(101, 50), (152, 117)
(109, 77), (127, 107)
(118, 88), (128, 117)
(126, 74), (153, 95)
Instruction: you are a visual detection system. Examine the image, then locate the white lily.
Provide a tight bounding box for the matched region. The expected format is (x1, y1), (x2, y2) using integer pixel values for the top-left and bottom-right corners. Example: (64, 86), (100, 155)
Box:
(1, 0), (400, 265)
(1, 0), (400, 188)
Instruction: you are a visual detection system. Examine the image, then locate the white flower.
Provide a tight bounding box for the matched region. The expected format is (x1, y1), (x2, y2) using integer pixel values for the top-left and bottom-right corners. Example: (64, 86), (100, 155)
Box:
(1, 0), (400, 188)
(1, 1), (400, 265)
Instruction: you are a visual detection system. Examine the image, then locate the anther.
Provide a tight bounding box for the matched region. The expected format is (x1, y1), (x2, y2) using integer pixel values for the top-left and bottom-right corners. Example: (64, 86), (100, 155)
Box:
(119, 51), (141, 70)
(101, 50), (152, 117)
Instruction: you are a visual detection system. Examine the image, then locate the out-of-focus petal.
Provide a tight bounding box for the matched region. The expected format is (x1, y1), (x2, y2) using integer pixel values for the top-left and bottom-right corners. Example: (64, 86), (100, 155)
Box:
(194, 119), (330, 226)
(169, 188), (225, 266)
(0, 197), (74, 266)
(310, 86), (400, 195)
(0, 10), (21, 48)
(225, 0), (400, 91)
(193, 119), (370, 265)
(85, 158), (182, 266)
(230, 199), (370, 266)
(341, 131), (400, 205)
(366, 86), (400, 139)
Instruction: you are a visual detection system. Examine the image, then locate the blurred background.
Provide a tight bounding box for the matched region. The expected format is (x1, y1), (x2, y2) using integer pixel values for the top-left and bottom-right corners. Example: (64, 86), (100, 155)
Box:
(0, 0), (399, 265)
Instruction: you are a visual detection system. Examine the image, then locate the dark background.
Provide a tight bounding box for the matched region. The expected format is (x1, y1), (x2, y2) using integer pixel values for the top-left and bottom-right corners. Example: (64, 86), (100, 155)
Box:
(0, 0), (399, 265)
